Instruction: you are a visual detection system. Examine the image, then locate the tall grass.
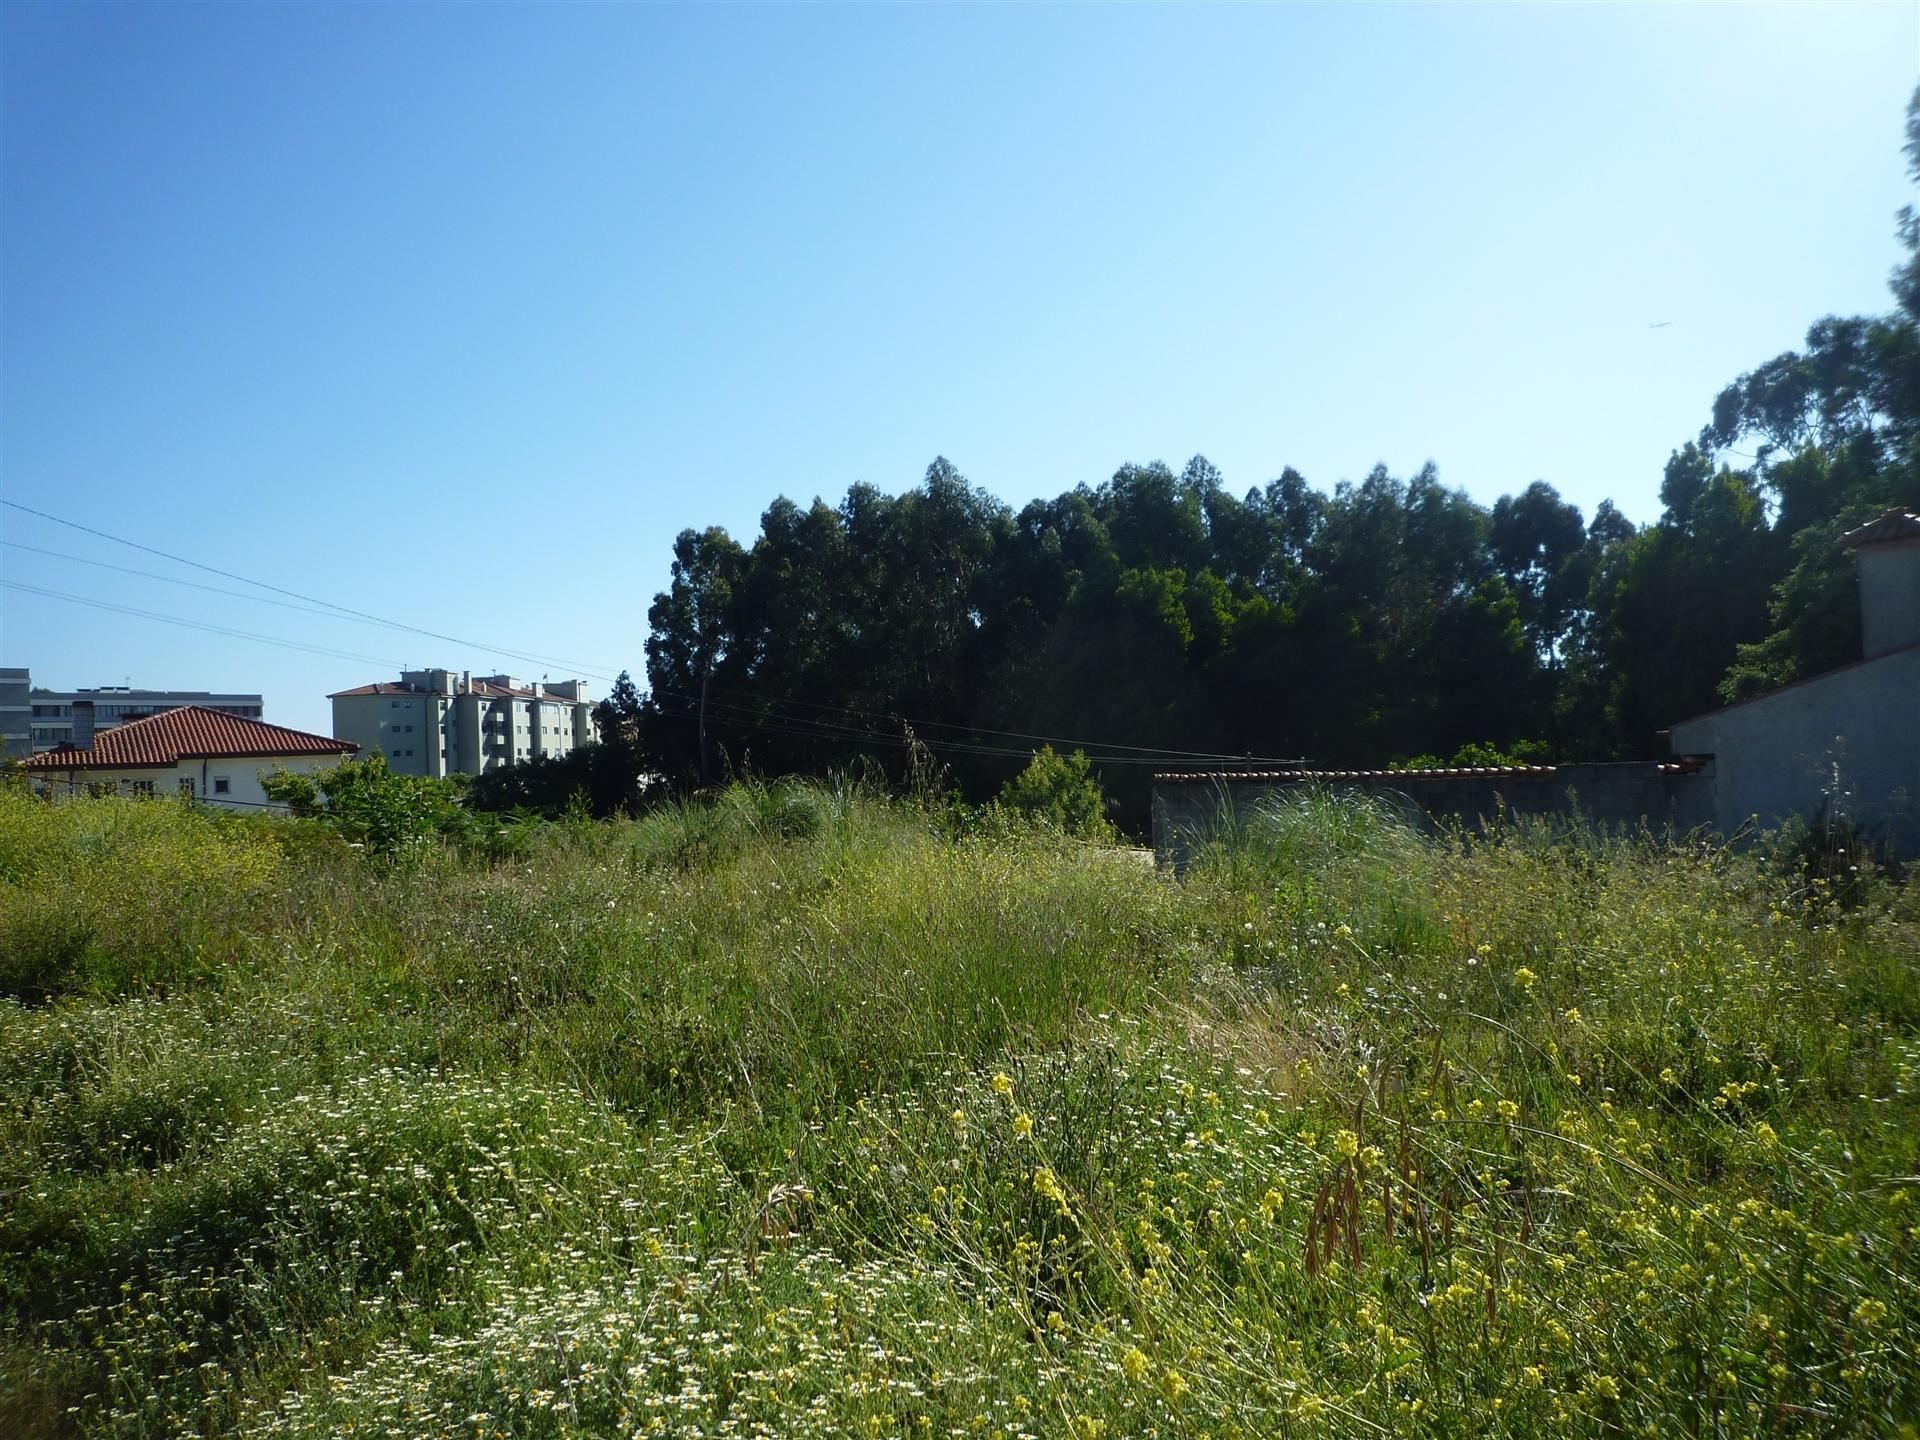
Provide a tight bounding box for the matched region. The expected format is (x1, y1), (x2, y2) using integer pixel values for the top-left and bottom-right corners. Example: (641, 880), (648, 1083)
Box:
(0, 781), (1913, 1436)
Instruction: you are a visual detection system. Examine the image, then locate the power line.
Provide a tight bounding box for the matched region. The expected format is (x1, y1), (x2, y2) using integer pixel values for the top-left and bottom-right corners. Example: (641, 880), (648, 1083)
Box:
(2, 499), (620, 681)
(3, 540), (440, 629)
(1, 580), (410, 668)
(650, 688), (1294, 767)
(656, 679), (1297, 763)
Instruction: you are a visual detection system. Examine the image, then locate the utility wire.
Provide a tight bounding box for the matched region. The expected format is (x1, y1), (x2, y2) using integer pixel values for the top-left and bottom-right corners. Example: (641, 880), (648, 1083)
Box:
(2, 499), (619, 680)
(3, 540), (455, 630)
(5, 502), (1290, 767)
(650, 689), (1290, 767)
(1, 581), (411, 668)
(656, 679), (1297, 762)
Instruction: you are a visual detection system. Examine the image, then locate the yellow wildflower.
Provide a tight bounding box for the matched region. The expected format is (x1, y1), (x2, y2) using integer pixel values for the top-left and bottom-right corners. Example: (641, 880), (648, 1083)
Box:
(1120, 1347), (1150, 1383)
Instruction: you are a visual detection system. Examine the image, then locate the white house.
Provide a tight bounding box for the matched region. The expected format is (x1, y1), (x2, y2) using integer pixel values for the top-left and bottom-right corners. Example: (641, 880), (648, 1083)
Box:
(20, 704), (357, 810)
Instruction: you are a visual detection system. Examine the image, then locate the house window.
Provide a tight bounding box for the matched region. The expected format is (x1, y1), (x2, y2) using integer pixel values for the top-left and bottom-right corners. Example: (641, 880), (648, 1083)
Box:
(129, 779), (155, 796)
(213, 776), (231, 795)
(178, 777), (194, 796)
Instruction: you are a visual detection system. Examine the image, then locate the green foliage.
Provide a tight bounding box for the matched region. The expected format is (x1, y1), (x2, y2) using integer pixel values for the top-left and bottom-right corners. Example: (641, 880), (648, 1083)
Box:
(994, 746), (1118, 842)
(0, 787), (284, 998)
(261, 754), (470, 856)
(1, 784), (1914, 1437)
(1395, 738), (1555, 769)
(615, 94), (1920, 804)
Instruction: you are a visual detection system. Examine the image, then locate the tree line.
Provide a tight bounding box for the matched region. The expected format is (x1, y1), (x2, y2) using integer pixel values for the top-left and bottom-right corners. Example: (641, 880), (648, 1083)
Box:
(483, 91), (1920, 828)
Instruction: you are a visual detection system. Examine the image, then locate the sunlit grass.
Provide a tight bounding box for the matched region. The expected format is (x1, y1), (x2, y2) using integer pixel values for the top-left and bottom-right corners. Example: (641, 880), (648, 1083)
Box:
(0, 781), (1913, 1436)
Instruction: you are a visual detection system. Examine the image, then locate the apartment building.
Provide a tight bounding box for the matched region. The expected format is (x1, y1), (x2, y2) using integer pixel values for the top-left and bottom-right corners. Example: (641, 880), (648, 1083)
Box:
(27, 683), (265, 752)
(329, 669), (595, 778)
(0, 669), (29, 759)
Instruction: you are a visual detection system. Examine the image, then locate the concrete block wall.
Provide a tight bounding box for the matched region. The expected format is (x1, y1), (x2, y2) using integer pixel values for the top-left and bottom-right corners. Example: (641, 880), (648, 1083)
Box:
(1151, 764), (1705, 869)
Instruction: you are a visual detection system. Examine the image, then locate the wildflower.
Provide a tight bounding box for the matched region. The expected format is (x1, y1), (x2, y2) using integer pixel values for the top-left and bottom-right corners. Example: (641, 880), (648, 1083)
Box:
(1515, 966), (1538, 990)
(1852, 1298), (1888, 1328)
(1497, 1099), (1520, 1122)
(1752, 1121), (1778, 1147)
(1120, 1347), (1151, 1383)
(1160, 1368), (1189, 1404)
(991, 1073), (1014, 1097)
(1334, 924), (1353, 939)
(1070, 1418), (1105, 1440)
(950, 1108), (967, 1129)
(1046, 1310), (1067, 1334)
(1033, 1167), (1065, 1203)
(1333, 1129), (1359, 1160)
(1012, 1112), (1033, 1140)
(1563, 1007), (1583, 1025)
(1659, 1067), (1677, 1085)
(1586, 1374), (1621, 1402)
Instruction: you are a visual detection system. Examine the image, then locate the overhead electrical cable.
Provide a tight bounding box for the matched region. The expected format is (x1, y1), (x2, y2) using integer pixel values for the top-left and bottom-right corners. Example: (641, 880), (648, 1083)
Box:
(3, 540), (457, 629)
(654, 680), (1299, 763)
(649, 688), (1289, 766)
(0, 581), (410, 668)
(2, 499), (620, 680)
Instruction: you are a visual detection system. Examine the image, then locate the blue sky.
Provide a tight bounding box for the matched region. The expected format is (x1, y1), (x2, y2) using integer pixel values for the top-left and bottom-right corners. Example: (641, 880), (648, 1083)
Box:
(2, 2), (1915, 735)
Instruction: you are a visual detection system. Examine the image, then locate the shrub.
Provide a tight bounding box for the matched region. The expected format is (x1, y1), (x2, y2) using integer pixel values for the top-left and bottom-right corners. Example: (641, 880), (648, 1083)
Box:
(995, 746), (1117, 842)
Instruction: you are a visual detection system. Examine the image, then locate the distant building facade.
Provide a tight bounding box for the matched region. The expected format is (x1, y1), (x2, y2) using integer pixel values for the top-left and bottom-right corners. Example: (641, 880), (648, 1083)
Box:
(0, 668), (29, 759)
(27, 683), (264, 752)
(21, 705), (355, 809)
(329, 669), (595, 778)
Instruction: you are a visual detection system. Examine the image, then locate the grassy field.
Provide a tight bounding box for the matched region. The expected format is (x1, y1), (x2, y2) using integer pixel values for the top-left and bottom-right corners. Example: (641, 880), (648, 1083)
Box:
(0, 780), (1915, 1438)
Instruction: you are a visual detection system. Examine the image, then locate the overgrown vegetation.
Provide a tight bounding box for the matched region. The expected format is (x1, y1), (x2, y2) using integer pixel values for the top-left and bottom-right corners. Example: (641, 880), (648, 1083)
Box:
(625, 92), (1920, 827)
(1, 782), (1914, 1437)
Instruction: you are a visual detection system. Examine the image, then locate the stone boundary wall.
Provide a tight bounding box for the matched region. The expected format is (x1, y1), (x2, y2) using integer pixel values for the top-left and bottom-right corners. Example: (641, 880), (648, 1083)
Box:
(1151, 763), (1709, 868)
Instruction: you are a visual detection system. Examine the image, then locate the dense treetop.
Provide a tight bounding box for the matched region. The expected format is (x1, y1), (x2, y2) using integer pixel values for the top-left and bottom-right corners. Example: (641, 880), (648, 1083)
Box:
(595, 92), (1920, 818)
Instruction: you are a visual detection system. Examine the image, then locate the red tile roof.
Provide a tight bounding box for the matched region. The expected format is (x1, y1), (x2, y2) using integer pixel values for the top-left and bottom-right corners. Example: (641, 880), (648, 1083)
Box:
(22, 706), (356, 771)
(1840, 508), (1920, 548)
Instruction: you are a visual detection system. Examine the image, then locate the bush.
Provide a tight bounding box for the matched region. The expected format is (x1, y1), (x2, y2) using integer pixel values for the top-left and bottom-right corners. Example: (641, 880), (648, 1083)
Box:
(994, 746), (1117, 841)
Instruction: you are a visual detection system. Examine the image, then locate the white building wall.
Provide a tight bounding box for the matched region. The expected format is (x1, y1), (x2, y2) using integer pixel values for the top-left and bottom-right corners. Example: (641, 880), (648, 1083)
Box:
(334, 681), (594, 779)
(32, 753), (350, 812)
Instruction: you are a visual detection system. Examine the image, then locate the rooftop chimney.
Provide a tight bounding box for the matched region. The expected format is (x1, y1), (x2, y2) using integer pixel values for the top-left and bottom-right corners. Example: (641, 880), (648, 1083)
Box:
(72, 699), (95, 750)
(1840, 508), (1920, 660)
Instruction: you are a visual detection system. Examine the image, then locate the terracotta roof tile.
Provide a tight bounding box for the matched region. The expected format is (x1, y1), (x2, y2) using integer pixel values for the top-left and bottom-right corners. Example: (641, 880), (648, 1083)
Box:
(23, 706), (356, 771)
(1153, 760), (1703, 783)
(1840, 508), (1920, 548)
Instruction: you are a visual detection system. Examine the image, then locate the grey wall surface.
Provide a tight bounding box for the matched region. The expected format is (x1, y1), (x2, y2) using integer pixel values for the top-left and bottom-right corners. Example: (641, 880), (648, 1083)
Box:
(1151, 764), (1705, 868)
(0, 668), (29, 759)
(1857, 540), (1920, 660)
(1667, 644), (1919, 859)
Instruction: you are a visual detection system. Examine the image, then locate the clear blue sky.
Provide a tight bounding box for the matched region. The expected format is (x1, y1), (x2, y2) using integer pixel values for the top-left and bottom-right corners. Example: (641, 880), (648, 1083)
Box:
(3, 2), (1914, 735)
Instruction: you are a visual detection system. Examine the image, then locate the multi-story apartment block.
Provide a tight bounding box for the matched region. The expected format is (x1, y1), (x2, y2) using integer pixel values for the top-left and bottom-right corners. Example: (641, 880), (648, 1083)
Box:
(329, 669), (596, 779)
(1, 669), (30, 759)
(26, 683), (265, 752)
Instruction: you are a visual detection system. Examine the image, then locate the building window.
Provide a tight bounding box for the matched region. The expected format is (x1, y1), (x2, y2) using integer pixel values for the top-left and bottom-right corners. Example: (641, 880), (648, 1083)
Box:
(129, 779), (155, 796)
(213, 777), (231, 795)
(179, 777), (194, 796)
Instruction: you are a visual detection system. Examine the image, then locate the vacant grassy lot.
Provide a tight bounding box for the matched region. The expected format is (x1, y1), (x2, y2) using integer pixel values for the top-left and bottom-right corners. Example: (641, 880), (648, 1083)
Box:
(1, 781), (1915, 1438)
